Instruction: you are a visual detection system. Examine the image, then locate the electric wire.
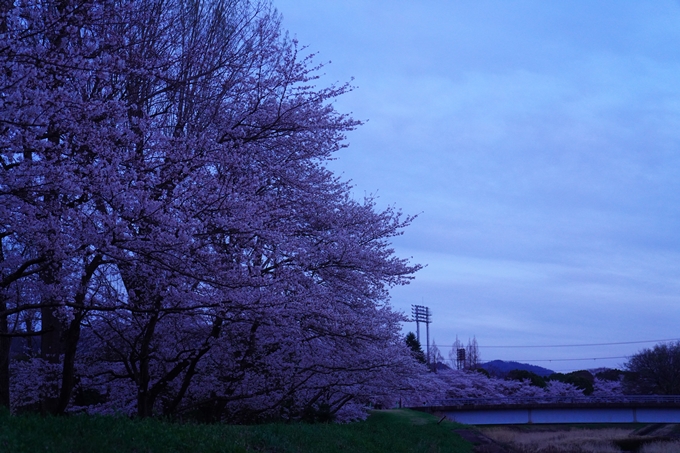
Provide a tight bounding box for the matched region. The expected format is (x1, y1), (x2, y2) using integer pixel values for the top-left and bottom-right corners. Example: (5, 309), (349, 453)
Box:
(437, 338), (680, 349)
(481, 338), (680, 348)
(480, 355), (630, 363)
(428, 338), (676, 365)
(423, 337), (677, 366)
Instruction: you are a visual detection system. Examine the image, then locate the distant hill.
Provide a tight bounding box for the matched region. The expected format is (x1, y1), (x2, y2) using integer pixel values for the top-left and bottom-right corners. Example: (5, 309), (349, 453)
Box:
(481, 360), (554, 377)
(431, 361), (452, 372)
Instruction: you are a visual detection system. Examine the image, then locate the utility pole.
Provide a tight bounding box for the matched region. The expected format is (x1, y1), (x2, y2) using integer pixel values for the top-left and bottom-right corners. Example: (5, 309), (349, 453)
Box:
(411, 304), (431, 365)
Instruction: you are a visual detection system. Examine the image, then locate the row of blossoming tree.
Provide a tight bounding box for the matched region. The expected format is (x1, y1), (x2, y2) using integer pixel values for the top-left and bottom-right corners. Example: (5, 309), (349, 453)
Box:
(0, 0), (429, 422)
(406, 335), (623, 404)
(431, 369), (623, 401)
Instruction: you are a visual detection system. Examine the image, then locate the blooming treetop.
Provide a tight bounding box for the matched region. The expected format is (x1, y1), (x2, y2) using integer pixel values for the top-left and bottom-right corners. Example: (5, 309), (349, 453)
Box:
(0, 0), (423, 421)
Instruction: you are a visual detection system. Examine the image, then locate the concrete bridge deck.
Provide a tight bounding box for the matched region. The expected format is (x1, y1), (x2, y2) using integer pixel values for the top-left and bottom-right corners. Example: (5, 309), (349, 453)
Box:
(413, 396), (680, 425)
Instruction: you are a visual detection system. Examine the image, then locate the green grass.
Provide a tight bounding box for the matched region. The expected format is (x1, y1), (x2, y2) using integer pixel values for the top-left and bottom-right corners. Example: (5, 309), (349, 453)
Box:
(0, 409), (473, 453)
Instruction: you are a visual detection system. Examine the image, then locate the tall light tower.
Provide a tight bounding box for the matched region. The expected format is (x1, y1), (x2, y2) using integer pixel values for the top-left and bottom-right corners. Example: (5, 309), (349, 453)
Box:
(411, 304), (431, 365)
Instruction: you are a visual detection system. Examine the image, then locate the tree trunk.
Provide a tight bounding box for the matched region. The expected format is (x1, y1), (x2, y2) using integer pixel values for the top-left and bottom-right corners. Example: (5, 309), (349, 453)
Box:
(40, 304), (62, 414)
(0, 295), (10, 409)
(40, 257), (63, 414)
(136, 310), (159, 418)
(55, 255), (101, 414)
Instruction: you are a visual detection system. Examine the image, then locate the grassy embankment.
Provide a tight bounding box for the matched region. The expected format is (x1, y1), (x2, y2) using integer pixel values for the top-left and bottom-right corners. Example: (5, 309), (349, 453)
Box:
(480, 424), (680, 453)
(0, 408), (473, 453)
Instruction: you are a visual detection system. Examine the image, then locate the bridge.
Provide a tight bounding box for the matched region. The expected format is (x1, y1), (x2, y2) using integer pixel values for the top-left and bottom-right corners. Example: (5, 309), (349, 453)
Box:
(413, 396), (680, 425)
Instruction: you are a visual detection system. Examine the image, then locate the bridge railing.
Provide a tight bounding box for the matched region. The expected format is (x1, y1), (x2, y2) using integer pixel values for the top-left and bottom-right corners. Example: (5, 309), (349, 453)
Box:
(430, 395), (680, 407)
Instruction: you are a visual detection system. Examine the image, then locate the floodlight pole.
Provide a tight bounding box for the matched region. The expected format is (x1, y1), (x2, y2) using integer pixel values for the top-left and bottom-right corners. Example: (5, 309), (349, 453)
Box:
(411, 305), (420, 344)
(426, 307), (430, 365)
(411, 304), (432, 365)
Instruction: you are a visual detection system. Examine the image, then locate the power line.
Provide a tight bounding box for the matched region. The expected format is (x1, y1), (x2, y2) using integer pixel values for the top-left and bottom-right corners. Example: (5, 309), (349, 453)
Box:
(437, 338), (680, 349)
(483, 339), (680, 349)
(481, 355), (630, 363)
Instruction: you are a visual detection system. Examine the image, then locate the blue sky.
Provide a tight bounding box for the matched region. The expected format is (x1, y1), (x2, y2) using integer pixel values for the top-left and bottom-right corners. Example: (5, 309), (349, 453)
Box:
(273, 0), (680, 371)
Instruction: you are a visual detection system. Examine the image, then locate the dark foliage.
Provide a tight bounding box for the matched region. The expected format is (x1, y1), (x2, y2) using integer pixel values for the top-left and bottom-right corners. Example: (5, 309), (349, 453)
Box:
(506, 370), (547, 388)
(405, 332), (426, 364)
(473, 367), (490, 378)
(548, 370), (594, 395)
(595, 368), (625, 382)
(624, 342), (680, 395)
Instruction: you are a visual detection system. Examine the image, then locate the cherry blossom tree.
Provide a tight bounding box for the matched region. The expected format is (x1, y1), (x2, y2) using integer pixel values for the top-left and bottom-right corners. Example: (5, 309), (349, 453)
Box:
(0, 0), (422, 420)
(425, 369), (623, 404)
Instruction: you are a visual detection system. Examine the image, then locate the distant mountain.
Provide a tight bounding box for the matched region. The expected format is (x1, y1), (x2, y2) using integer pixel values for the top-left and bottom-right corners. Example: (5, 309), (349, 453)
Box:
(430, 361), (452, 372)
(481, 360), (554, 377)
